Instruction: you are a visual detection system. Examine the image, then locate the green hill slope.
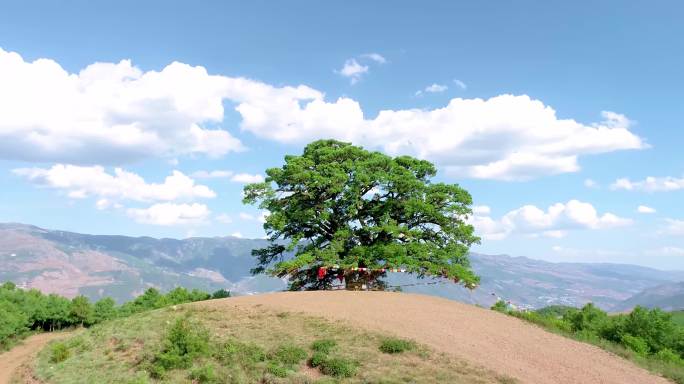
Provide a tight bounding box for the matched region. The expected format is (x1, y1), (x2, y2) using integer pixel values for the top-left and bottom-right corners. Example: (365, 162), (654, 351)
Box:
(26, 301), (512, 384)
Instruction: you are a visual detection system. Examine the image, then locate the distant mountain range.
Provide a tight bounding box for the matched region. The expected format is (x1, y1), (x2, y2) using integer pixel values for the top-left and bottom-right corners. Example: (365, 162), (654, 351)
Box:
(613, 281), (684, 312)
(1, 222), (682, 310)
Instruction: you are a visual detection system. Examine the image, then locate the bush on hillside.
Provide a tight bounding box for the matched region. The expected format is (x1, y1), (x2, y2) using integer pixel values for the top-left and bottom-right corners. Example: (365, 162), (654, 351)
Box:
(49, 342), (71, 363)
(151, 317), (211, 373)
(379, 337), (416, 354)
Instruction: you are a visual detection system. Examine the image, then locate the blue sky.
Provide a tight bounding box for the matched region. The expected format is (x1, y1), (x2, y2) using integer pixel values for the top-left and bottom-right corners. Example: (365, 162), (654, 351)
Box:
(1, 1), (683, 269)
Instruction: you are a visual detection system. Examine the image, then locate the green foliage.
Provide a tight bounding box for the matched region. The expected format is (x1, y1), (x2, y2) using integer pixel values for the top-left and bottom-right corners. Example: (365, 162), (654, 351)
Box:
(69, 295), (95, 326)
(215, 339), (266, 367)
(621, 334), (649, 356)
(267, 362), (290, 378)
(309, 351), (327, 367)
(656, 349), (683, 364)
(243, 139), (480, 290)
(93, 297), (117, 323)
(189, 363), (219, 383)
(49, 342), (71, 363)
(272, 343), (307, 365)
(491, 300), (508, 312)
(319, 357), (358, 378)
(379, 338), (416, 354)
(311, 339), (337, 354)
(211, 288), (231, 299)
(500, 303), (684, 383)
(151, 317), (211, 372)
(0, 281), (215, 350)
(534, 305), (576, 318)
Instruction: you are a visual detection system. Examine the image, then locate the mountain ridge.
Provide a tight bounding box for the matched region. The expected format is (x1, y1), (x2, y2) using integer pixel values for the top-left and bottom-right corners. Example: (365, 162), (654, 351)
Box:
(1, 222), (682, 310)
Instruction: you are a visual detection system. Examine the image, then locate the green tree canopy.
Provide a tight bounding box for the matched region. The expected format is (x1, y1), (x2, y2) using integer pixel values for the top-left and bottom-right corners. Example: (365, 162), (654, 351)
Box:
(243, 139), (480, 290)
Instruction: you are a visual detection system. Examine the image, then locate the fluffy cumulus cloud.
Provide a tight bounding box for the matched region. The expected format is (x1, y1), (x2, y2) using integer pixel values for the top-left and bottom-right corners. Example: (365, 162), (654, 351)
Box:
(127, 203), (210, 226)
(236, 94), (645, 181)
(191, 170), (263, 183)
(637, 205), (656, 214)
(611, 176), (684, 192)
(415, 83), (448, 97)
(0, 48), (244, 164)
(469, 200), (632, 240)
(0, 48), (645, 180)
(336, 59), (368, 84)
(230, 173), (265, 183)
(13, 164), (215, 202)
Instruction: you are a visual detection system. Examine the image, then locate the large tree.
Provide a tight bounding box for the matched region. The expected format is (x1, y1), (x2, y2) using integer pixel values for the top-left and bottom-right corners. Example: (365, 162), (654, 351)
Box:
(243, 140), (480, 290)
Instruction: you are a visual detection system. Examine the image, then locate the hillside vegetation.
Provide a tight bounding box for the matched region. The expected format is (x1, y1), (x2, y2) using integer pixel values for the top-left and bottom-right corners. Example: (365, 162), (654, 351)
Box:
(493, 301), (684, 383)
(28, 303), (514, 384)
(0, 281), (229, 351)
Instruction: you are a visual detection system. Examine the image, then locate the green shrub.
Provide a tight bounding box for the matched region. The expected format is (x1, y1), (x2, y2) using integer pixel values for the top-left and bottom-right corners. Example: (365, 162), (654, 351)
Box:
(309, 351), (327, 367)
(272, 343), (307, 365)
(189, 364), (218, 383)
(216, 339), (266, 366)
(655, 348), (682, 364)
(152, 317), (210, 371)
(319, 357), (357, 378)
(311, 339), (337, 354)
(267, 362), (289, 378)
(491, 300), (508, 313)
(621, 334), (649, 356)
(379, 338), (415, 354)
(49, 342), (71, 363)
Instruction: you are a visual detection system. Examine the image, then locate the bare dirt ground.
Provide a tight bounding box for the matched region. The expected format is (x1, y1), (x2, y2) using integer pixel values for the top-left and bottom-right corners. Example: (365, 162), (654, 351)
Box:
(202, 291), (670, 384)
(0, 332), (71, 384)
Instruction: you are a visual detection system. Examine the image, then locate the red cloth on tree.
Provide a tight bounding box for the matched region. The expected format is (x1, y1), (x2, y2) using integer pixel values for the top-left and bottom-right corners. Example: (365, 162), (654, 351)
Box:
(317, 267), (327, 280)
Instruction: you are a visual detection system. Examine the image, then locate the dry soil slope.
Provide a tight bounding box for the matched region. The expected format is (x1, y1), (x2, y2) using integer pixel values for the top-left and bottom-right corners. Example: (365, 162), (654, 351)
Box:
(202, 291), (669, 384)
(0, 332), (71, 384)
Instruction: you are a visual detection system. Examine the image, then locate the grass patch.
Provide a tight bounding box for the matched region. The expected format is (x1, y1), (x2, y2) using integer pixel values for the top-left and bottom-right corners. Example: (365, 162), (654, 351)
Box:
(33, 304), (513, 383)
(272, 343), (307, 365)
(49, 342), (70, 363)
(319, 356), (358, 378)
(311, 338), (337, 354)
(379, 337), (416, 354)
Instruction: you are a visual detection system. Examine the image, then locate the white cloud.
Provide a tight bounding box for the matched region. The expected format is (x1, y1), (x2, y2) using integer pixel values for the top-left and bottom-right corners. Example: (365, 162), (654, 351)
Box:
(611, 176), (684, 192)
(127, 203), (210, 226)
(415, 83), (448, 97)
(191, 170), (234, 179)
(239, 211), (268, 223)
(472, 205), (491, 215)
(0, 48), (646, 180)
(230, 173), (264, 183)
(469, 200), (632, 240)
(215, 213), (232, 224)
(662, 219), (684, 236)
(236, 93), (645, 180)
(190, 170), (263, 183)
(13, 164), (215, 203)
(336, 59), (368, 84)
(584, 179), (598, 188)
(360, 53), (387, 64)
(453, 79), (467, 90)
(637, 205), (656, 214)
(0, 48), (244, 164)
(230, 232), (243, 238)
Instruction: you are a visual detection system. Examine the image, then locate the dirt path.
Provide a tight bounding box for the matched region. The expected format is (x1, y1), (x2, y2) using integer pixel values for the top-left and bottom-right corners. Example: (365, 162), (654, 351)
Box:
(0, 332), (71, 384)
(202, 291), (670, 384)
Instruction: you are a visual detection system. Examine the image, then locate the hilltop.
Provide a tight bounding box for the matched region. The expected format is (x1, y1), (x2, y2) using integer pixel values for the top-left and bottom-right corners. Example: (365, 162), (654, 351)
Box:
(17, 291), (669, 384)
